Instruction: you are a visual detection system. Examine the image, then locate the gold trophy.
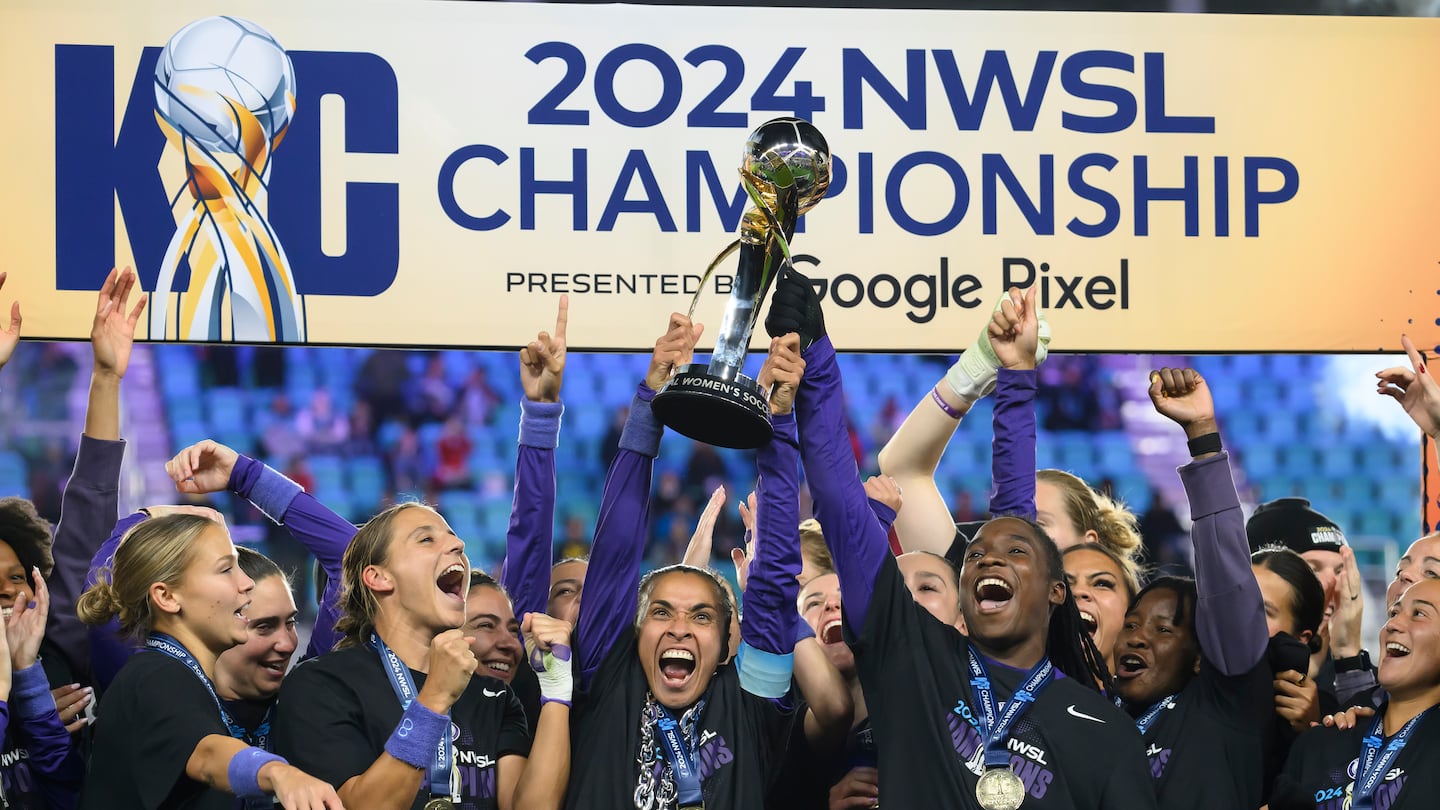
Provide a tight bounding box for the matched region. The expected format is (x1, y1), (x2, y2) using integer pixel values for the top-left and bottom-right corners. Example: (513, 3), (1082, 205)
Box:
(651, 117), (830, 449)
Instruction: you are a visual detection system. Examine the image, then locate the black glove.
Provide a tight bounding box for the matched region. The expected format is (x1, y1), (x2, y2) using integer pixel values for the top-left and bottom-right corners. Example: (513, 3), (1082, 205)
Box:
(765, 266), (825, 350)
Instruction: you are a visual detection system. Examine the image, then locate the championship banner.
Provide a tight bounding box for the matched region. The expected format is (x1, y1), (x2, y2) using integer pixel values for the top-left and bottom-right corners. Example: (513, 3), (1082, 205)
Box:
(3, 0), (1438, 352)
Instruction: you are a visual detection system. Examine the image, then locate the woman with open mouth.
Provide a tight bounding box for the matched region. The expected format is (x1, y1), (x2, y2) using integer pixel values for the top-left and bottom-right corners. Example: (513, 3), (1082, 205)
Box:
(1110, 368), (1274, 810)
(1269, 577), (1440, 809)
(562, 317), (805, 810)
(1061, 542), (1136, 679)
(788, 277), (1153, 810)
(77, 514), (341, 809)
(272, 499), (573, 810)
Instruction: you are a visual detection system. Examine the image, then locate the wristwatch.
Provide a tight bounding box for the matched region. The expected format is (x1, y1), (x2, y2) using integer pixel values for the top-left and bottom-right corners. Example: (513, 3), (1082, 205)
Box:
(1334, 650), (1372, 674)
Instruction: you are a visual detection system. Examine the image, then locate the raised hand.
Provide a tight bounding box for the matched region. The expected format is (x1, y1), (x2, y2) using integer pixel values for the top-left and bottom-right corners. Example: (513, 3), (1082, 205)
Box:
(863, 474), (903, 516)
(522, 612), (575, 706)
(758, 333), (806, 416)
(645, 313), (704, 392)
(1148, 367), (1218, 440)
(765, 267), (825, 350)
(520, 294), (568, 403)
(7, 569), (49, 670)
(0, 272), (20, 371)
(683, 486), (727, 568)
(91, 267), (147, 380)
(416, 629), (479, 714)
(828, 766), (880, 810)
(166, 440), (241, 495)
(731, 491), (759, 593)
(1376, 334), (1440, 438)
(987, 286), (1039, 370)
(1329, 544), (1364, 658)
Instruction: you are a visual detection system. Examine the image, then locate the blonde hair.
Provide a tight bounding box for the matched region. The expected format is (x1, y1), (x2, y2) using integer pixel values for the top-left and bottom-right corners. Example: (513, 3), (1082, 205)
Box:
(798, 519), (834, 574)
(76, 515), (218, 637)
(335, 502), (432, 648)
(1036, 469), (1144, 572)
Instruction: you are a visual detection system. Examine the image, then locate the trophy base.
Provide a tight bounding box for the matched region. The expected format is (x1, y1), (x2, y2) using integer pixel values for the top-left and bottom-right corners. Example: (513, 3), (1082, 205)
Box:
(652, 365), (774, 450)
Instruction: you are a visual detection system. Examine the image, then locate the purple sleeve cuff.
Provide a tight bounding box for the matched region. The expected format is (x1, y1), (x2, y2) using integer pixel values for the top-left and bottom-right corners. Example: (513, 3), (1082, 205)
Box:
(868, 499), (897, 532)
(230, 455), (302, 524)
(10, 663), (54, 713)
(519, 399), (564, 449)
(619, 385), (662, 457)
(740, 413), (803, 657)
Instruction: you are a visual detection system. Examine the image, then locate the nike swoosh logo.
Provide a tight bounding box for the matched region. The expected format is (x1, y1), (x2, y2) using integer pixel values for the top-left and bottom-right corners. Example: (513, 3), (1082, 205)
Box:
(1066, 704), (1105, 723)
(482, 688), (504, 698)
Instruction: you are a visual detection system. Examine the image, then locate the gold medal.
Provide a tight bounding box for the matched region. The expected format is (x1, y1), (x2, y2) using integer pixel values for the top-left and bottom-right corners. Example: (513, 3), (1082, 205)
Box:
(423, 800), (455, 810)
(975, 767), (1025, 810)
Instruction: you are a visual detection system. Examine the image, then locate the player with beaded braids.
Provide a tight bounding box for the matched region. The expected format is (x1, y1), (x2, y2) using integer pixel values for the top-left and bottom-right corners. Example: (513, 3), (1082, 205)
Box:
(563, 312), (805, 810)
(772, 268), (1154, 810)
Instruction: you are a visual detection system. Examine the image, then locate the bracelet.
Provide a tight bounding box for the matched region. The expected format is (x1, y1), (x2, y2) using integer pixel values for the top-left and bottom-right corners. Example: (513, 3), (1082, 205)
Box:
(1186, 432), (1223, 457)
(930, 386), (962, 420)
(228, 747), (287, 800)
(384, 700), (449, 770)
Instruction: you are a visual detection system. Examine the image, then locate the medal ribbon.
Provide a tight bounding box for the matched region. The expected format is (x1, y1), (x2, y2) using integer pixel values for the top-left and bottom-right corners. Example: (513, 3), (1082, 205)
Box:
(1134, 694), (1178, 736)
(654, 701), (706, 808)
(146, 633), (274, 808)
(1352, 710), (1428, 810)
(369, 634), (456, 801)
(966, 650), (1055, 769)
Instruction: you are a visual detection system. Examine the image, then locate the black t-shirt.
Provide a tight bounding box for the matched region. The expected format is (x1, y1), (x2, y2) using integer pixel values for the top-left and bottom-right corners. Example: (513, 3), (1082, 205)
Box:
(272, 644), (531, 810)
(847, 553), (1158, 810)
(1271, 704), (1440, 810)
(1132, 658), (1275, 810)
(764, 703), (872, 810)
(510, 663), (542, 731)
(566, 626), (794, 810)
(77, 651), (234, 809)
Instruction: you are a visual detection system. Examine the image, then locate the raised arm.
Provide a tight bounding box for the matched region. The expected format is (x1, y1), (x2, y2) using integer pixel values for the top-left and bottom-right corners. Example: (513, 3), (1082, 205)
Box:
(736, 336), (805, 700)
(879, 290), (1048, 553)
(48, 268), (145, 685)
(1149, 368), (1266, 674)
(986, 287), (1041, 519)
(168, 440), (355, 657)
(574, 314), (703, 687)
(1377, 333), (1440, 466)
(768, 271), (889, 630)
(504, 297), (567, 621)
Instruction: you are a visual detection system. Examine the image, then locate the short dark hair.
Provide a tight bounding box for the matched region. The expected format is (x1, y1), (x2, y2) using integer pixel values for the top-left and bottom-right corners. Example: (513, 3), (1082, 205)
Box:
(0, 497), (55, 585)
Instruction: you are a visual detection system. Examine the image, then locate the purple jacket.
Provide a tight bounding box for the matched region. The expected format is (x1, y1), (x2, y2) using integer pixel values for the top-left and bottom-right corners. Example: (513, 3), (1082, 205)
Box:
(86, 456), (352, 690)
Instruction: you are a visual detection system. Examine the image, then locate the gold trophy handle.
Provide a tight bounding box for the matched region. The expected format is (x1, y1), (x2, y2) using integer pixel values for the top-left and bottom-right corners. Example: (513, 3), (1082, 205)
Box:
(685, 238), (743, 322)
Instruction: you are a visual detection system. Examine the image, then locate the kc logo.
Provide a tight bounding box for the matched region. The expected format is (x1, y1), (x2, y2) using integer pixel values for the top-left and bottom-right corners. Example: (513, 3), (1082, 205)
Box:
(54, 19), (401, 342)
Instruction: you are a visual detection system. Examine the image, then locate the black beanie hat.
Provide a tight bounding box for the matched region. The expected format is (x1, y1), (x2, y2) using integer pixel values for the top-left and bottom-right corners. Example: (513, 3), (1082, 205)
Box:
(1246, 497), (1347, 555)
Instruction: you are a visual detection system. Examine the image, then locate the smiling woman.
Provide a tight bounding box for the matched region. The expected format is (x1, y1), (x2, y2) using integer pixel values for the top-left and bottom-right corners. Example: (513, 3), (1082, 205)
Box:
(77, 514), (341, 809)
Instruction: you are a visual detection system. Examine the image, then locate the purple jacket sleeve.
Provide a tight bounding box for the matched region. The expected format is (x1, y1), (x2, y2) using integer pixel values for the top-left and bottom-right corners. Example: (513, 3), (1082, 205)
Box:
(740, 413), (802, 656)
(86, 511), (147, 690)
(575, 384), (660, 689)
(48, 436), (126, 682)
(795, 337), (891, 633)
(989, 368), (1038, 519)
(1183, 452), (1267, 675)
(228, 455), (354, 658)
(502, 399), (562, 623)
(11, 663), (82, 806)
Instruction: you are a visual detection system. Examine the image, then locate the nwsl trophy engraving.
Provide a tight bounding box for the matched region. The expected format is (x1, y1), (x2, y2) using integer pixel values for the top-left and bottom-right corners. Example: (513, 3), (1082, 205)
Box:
(149, 16), (305, 342)
(651, 118), (829, 449)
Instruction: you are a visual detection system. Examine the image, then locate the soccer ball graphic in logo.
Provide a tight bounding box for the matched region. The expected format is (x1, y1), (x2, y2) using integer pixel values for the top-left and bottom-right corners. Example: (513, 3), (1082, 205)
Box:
(149, 16), (305, 343)
(154, 16), (296, 151)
